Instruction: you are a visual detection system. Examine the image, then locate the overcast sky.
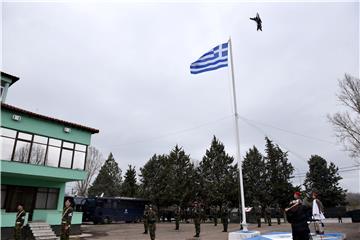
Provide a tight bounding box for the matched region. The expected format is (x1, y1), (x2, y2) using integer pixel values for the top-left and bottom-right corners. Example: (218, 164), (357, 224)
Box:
(2, 1), (359, 193)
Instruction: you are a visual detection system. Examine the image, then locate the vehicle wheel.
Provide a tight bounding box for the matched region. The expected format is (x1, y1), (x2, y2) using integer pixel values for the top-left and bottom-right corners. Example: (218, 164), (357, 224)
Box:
(103, 217), (111, 224)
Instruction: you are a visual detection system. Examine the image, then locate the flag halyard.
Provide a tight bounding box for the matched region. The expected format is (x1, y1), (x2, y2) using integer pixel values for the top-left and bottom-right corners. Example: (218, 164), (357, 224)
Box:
(190, 42), (229, 74)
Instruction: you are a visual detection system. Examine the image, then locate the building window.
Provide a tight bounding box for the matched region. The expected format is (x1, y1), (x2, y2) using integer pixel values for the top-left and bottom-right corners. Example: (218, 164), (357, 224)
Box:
(1, 137), (15, 161)
(46, 189), (59, 209)
(73, 151), (86, 170)
(0, 127), (87, 170)
(30, 143), (47, 165)
(46, 146), (61, 167)
(35, 188), (47, 209)
(1, 185), (7, 209)
(13, 140), (31, 163)
(35, 187), (59, 210)
(1, 128), (17, 161)
(60, 149), (73, 168)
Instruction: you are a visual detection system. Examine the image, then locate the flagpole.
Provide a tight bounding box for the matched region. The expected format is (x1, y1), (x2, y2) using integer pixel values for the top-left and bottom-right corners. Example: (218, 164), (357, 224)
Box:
(228, 37), (247, 231)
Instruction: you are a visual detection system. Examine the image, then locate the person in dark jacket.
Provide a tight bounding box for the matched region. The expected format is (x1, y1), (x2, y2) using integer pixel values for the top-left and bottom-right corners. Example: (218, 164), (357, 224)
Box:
(14, 203), (26, 240)
(61, 199), (73, 240)
(147, 205), (157, 240)
(285, 200), (311, 240)
(221, 203), (229, 232)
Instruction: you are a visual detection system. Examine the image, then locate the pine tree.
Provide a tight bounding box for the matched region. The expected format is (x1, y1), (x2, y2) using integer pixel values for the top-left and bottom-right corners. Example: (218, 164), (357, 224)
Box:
(198, 136), (239, 207)
(264, 137), (296, 208)
(121, 165), (139, 197)
(167, 145), (196, 206)
(140, 154), (171, 207)
(304, 155), (347, 207)
(88, 153), (122, 197)
(242, 146), (267, 206)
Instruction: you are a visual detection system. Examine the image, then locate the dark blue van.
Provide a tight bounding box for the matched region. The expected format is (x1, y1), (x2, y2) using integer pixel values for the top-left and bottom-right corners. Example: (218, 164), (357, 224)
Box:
(81, 197), (149, 224)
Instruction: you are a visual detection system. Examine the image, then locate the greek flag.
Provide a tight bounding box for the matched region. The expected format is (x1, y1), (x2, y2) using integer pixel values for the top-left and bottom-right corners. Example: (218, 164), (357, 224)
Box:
(190, 42), (229, 74)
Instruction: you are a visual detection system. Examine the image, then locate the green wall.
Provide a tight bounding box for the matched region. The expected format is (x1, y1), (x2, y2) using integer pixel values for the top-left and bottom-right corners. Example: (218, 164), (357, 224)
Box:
(1, 171), (83, 227)
(1, 108), (92, 145)
(1, 161), (87, 182)
(1, 211), (29, 228)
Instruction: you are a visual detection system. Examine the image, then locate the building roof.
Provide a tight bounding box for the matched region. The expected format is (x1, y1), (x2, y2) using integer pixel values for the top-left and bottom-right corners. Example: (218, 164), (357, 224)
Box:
(1, 71), (20, 86)
(1, 103), (99, 134)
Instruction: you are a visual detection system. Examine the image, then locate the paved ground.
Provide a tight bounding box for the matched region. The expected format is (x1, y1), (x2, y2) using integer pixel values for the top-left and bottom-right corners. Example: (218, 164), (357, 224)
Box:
(77, 221), (360, 240)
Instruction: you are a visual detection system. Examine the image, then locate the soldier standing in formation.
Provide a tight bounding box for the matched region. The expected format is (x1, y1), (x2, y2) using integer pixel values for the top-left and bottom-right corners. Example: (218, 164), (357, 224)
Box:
(174, 205), (181, 230)
(192, 201), (202, 238)
(254, 202), (262, 228)
(275, 204), (282, 225)
(14, 203), (26, 240)
(143, 205), (149, 234)
(221, 203), (229, 232)
(265, 206), (272, 226)
(147, 205), (157, 240)
(61, 199), (73, 240)
(210, 206), (218, 226)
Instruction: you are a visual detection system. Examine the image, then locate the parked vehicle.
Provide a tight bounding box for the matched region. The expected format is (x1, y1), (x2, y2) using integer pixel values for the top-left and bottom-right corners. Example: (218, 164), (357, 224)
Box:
(80, 196), (149, 224)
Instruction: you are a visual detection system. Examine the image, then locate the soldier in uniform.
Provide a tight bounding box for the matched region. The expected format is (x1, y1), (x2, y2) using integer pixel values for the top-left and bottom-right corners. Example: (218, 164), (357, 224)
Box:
(221, 203), (229, 232)
(254, 202), (262, 228)
(174, 205), (181, 230)
(143, 205), (149, 234)
(61, 199), (73, 240)
(192, 201), (202, 238)
(14, 203), (26, 240)
(210, 206), (218, 226)
(147, 205), (157, 240)
(265, 206), (272, 226)
(276, 204), (282, 225)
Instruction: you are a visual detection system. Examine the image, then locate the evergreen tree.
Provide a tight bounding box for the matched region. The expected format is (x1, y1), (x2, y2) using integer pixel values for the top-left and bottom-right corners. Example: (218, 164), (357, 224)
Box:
(140, 154), (171, 207)
(121, 165), (139, 197)
(242, 146), (267, 206)
(198, 136), (239, 207)
(304, 155), (347, 207)
(264, 137), (296, 208)
(88, 153), (122, 197)
(167, 145), (196, 206)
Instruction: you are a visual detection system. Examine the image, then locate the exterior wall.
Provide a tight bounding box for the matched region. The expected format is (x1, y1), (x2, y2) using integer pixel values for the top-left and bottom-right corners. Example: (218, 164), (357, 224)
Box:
(1, 173), (83, 226)
(1, 161), (87, 182)
(1, 210), (29, 227)
(1, 174), (66, 209)
(1, 108), (92, 145)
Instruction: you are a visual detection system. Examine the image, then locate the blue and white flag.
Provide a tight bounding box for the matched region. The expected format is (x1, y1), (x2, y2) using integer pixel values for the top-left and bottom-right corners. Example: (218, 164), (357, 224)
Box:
(190, 42), (229, 74)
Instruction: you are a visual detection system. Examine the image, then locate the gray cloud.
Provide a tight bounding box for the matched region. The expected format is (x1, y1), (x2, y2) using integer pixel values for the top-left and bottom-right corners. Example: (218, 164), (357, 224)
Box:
(3, 2), (359, 192)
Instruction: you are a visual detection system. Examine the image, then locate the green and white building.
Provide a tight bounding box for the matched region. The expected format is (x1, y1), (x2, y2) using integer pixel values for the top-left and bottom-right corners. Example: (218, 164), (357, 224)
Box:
(0, 71), (99, 238)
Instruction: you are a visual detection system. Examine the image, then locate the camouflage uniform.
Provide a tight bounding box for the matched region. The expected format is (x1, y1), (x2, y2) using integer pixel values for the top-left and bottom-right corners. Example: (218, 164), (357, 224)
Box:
(143, 205), (149, 234)
(255, 205), (262, 228)
(265, 206), (272, 226)
(210, 206), (218, 226)
(192, 203), (202, 237)
(61, 206), (73, 240)
(221, 204), (229, 232)
(174, 206), (181, 230)
(276, 205), (282, 225)
(147, 206), (157, 240)
(14, 209), (26, 240)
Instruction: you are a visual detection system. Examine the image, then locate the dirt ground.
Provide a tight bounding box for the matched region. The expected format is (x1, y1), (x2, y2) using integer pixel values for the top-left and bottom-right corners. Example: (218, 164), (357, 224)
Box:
(78, 221), (360, 240)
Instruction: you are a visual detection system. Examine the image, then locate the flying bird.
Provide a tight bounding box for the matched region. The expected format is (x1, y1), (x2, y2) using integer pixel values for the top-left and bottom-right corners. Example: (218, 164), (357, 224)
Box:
(250, 12), (262, 31)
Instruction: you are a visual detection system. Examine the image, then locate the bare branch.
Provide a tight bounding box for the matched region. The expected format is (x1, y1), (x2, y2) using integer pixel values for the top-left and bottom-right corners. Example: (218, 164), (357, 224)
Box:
(329, 74), (360, 158)
(74, 146), (104, 196)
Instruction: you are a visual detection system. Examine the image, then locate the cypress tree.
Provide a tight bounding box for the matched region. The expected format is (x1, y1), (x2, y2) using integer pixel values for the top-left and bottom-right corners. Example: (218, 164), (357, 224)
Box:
(88, 153), (122, 197)
(304, 155), (347, 207)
